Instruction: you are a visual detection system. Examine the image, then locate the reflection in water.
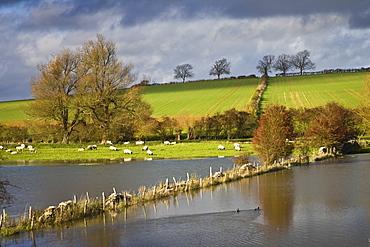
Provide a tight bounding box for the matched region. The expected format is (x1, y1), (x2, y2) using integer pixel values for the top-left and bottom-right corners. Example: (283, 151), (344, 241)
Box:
(256, 169), (294, 230)
(2, 155), (370, 246)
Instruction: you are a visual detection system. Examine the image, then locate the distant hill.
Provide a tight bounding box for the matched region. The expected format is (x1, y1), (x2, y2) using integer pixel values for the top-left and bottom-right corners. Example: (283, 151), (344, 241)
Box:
(263, 72), (369, 109)
(142, 78), (259, 117)
(0, 72), (368, 125)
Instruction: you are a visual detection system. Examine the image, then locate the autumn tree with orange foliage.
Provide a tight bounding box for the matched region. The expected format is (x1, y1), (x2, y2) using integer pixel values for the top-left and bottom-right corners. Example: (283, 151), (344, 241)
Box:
(305, 102), (359, 152)
(252, 104), (295, 166)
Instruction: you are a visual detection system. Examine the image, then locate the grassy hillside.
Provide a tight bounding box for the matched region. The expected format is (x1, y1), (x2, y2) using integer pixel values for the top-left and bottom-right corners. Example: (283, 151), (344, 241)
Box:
(143, 78), (259, 117)
(0, 100), (30, 124)
(263, 72), (369, 109)
(0, 72), (369, 125)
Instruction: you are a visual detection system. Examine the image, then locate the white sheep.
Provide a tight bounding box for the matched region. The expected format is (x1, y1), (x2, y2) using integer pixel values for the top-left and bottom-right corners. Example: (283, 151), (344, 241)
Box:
(233, 143), (241, 148)
(218, 145), (225, 150)
(11, 151), (18, 155)
(123, 141), (130, 145)
(0, 145), (3, 150)
(142, 145), (148, 151)
(5, 149), (12, 152)
(146, 150), (153, 155)
(235, 146), (241, 151)
(109, 146), (118, 151)
(29, 148), (37, 153)
(136, 141), (145, 145)
(16, 146), (24, 152)
(78, 148), (85, 151)
(123, 149), (132, 154)
(170, 142), (177, 145)
(163, 141), (171, 145)
(87, 145), (97, 150)
(106, 140), (113, 145)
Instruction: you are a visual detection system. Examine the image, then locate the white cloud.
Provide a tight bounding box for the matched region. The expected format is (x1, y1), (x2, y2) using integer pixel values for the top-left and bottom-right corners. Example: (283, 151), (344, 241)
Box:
(1, 1), (370, 100)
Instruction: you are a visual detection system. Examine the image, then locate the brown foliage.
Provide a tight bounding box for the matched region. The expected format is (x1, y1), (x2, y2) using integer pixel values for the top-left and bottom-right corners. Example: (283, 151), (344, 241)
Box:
(252, 104), (295, 165)
(305, 102), (359, 150)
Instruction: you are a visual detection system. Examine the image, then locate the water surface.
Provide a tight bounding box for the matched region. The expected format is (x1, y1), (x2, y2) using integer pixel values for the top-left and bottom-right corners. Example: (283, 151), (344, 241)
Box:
(1, 155), (370, 246)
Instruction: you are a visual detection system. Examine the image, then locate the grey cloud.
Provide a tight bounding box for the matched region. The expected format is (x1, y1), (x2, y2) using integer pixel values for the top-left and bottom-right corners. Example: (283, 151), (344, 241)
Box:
(11, 0), (370, 31)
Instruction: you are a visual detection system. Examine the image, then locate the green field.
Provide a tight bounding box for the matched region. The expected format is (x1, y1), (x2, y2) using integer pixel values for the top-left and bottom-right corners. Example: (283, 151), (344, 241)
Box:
(0, 100), (31, 124)
(143, 78), (259, 117)
(263, 72), (370, 109)
(0, 141), (254, 162)
(0, 72), (369, 124)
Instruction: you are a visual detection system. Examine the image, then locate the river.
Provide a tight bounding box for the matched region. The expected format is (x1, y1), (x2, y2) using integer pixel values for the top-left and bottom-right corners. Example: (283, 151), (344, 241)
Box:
(1, 155), (370, 246)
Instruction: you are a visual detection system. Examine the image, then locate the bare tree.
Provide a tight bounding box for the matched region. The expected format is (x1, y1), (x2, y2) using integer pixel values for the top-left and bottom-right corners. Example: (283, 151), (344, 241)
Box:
(273, 54), (292, 76)
(256, 55), (275, 76)
(174, 64), (194, 83)
(291, 50), (315, 75)
(29, 48), (82, 144)
(209, 58), (230, 79)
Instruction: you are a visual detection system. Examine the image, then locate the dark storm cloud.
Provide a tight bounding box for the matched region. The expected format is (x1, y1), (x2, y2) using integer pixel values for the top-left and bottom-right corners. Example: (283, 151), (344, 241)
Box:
(12, 0), (370, 31)
(1, 0), (370, 101)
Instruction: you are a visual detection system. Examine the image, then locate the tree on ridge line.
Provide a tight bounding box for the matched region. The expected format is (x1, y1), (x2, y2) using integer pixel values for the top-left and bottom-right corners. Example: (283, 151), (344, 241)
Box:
(209, 58), (231, 79)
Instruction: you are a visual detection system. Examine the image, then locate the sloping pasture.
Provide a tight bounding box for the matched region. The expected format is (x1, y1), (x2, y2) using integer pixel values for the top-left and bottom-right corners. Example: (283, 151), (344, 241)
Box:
(263, 72), (370, 109)
(0, 100), (30, 124)
(143, 78), (260, 117)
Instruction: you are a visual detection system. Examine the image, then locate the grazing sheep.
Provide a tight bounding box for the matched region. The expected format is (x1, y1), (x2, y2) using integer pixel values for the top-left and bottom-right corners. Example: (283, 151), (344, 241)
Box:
(235, 146), (241, 151)
(29, 148), (37, 153)
(218, 145), (225, 150)
(136, 141), (145, 145)
(109, 146), (118, 151)
(27, 145), (33, 149)
(163, 141), (171, 145)
(78, 148), (85, 151)
(319, 147), (327, 154)
(170, 142), (177, 145)
(5, 149), (12, 152)
(123, 141), (130, 145)
(11, 151), (18, 155)
(233, 143), (241, 148)
(106, 140), (113, 145)
(0, 145), (3, 150)
(16, 146), (24, 152)
(123, 149), (132, 154)
(142, 145), (148, 151)
(147, 150), (153, 155)
(87, 145), (98, 150)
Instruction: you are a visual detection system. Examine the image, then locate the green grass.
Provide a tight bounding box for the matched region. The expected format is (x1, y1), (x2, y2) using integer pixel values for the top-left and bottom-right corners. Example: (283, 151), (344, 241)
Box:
(0, 141), (254, 163)
(0, 100), (30, 123)
(263, 72), (370, 109)
(1, 72), (369, 124)
(143, 78), (260, 117)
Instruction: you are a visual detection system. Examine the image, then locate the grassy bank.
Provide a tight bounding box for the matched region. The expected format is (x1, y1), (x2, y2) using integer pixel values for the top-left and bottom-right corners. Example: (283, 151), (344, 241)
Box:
(0, 141), (255, 163)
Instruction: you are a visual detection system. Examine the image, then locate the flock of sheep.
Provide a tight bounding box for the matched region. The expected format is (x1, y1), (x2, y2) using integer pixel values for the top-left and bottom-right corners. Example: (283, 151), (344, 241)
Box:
(0, 144), (36, 155)
(77, 141), (243, 156)
(0, 141), (243, 157)
(77, 141), (156, 155)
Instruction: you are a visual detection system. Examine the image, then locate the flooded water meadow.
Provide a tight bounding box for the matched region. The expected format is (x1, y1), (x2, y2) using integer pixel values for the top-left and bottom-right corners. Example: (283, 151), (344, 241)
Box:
(1, 155), (370, 246)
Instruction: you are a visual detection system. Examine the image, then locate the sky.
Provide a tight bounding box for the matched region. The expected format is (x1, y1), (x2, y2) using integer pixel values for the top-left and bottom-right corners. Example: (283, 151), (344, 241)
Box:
(0, 0), (370, 101)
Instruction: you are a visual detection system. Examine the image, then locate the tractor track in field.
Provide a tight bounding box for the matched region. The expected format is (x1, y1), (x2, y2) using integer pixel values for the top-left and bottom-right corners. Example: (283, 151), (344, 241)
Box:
(344, 89), (370, 106)
(205, 80), (243, 116)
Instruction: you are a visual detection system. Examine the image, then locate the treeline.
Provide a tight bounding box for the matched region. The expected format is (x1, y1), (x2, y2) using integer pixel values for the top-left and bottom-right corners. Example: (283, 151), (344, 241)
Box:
(276, 67), (370, 77)
(0, 108), (257, 143)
